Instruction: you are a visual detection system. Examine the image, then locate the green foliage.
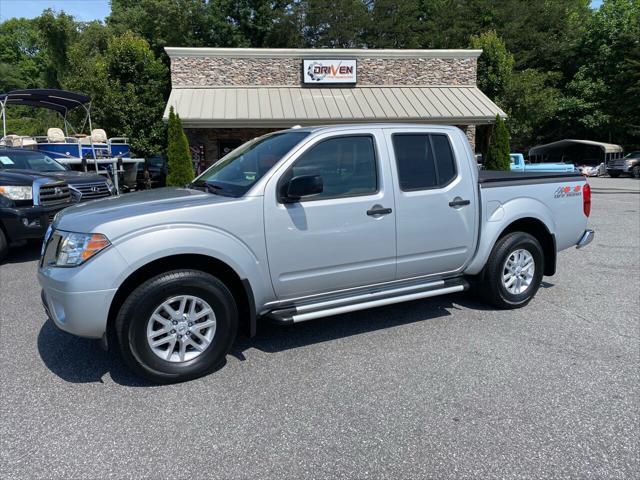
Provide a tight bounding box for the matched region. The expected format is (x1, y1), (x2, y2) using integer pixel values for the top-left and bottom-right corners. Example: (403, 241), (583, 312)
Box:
(64, 31), (168, 157)
(0, 0), (638, 155)
(502, 69), (561, 151)
(166, 107), (194, 186)
(484, 115), (511, 171)
(35, 9), (77, 87)
(470, 31), (514, 101)
(0, 18), (45, 89)
(364, 0), (425, 48)
(305, 0), (369, 48)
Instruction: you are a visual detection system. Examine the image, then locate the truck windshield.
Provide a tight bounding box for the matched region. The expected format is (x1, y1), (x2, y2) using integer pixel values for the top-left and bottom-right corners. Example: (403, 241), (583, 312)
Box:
(0, 150), (67, 172)
(191, 131), (309, 197)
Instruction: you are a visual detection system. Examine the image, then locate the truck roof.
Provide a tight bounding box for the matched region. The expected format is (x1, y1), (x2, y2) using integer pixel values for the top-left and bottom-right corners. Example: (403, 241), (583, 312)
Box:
(281, 123), (463, 134)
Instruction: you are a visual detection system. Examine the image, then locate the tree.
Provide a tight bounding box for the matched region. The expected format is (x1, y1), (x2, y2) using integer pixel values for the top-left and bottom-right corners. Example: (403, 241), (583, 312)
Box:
(484, 115), (511, 171)
(470, 30), (514, 102)
(64, 31), (169, 156)
(304, 0), (369, 47)
(502, 69), (561, 151)
(35, 9), (77, 87)
(166, 106), (194, 186)
(364, 0), (425, 48)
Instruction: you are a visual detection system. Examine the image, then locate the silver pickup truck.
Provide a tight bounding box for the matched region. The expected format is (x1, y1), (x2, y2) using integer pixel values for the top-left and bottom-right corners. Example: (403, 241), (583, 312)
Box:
(38, 124), (594, 383)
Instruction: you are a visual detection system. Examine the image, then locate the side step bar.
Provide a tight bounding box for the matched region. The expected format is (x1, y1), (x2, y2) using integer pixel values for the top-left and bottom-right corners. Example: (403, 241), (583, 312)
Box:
(269, 278), (468, 324)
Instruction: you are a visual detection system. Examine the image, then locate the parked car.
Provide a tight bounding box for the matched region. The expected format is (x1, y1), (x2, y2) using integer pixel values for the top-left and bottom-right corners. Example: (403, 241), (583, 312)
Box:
(578, 163), (604, 177)
(510, 153), (576, 173)
(136, 155), (167, 190)
(607, 151), (640, 178)
(38, 124), (593, 383)
(0, 148), (115, 260)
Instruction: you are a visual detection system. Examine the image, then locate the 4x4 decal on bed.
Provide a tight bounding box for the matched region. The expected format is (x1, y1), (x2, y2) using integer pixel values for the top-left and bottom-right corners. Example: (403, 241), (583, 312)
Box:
(554, 185), (582, 198)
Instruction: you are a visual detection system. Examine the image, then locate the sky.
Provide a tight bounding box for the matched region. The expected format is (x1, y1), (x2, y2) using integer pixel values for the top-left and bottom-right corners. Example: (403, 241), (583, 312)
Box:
(0, 0), (605, 22)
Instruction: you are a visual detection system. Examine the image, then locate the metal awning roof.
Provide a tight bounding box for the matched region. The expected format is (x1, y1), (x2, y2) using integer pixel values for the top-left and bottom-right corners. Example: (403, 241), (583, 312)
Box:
(164, 86), (505, 128)
(529, 139), (623, 155)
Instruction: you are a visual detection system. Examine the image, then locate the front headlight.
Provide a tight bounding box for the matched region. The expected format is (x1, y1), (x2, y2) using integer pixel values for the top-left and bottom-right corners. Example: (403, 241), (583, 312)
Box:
(56, 231), (111, 266)
(0, 186), (32, 200)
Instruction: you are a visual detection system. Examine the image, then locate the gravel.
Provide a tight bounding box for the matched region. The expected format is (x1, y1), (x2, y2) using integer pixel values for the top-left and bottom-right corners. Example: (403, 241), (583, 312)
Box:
(1, 176), (638, 479)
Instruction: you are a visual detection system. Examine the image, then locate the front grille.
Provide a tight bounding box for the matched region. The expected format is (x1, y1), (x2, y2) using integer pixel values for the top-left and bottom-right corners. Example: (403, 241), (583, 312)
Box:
(38, 182), (72, 206)
(70, 181), (111, 201)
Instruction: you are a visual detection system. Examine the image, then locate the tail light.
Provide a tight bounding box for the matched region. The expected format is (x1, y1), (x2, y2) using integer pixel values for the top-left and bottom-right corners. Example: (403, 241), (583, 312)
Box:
(583, 182), (591, 217)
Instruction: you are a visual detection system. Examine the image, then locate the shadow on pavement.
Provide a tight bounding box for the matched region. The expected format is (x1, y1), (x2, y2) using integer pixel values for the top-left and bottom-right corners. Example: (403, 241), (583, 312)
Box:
(37, 320), (156, 387)
(2, 242), (41, 264)
(38, 292), (501, 386)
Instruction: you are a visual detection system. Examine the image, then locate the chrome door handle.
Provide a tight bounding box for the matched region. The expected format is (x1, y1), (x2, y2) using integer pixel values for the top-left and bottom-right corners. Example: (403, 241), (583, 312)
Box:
(449, 197), (471, 208)
(367, 205), (393, 216)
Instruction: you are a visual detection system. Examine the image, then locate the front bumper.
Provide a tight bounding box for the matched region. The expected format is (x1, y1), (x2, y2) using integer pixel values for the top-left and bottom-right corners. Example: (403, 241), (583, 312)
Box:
(38, 244), (129, 338)
(40, 284), (117, 339)
(576, 229), (594, 249)
(0, 204), (68, 243)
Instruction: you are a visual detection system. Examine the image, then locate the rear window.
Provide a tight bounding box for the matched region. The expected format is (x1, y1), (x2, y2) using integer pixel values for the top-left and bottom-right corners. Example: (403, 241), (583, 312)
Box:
(392, 134), (457, 191)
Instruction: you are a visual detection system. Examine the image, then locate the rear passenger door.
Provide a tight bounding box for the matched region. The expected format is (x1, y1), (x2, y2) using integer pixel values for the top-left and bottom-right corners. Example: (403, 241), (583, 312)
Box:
(385, 127), (477, 279)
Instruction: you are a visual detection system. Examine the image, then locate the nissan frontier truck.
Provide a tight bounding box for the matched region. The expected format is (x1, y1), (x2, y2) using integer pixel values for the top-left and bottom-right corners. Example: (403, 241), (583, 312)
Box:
(38, 124), (594, 383)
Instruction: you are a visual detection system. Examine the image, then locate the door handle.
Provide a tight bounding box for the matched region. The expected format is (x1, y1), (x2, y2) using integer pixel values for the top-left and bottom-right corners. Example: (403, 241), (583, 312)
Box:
(367, 205), (393, 216)
(449, 197), (471, 208)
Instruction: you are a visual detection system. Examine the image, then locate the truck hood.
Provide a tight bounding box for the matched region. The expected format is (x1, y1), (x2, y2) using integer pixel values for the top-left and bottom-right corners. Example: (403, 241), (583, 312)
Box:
(54, 187), (237, 236)
(0, 169), (106, 186)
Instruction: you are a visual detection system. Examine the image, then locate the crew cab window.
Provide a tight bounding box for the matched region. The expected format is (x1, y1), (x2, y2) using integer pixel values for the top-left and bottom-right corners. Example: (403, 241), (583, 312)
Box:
(285, 136), (377, 200)
(392, 134), (457, 190)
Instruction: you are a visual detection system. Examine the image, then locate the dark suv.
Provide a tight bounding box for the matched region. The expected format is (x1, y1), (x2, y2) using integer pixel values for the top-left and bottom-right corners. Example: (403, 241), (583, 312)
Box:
(0, 148), (115, 260)
(607, 151), (640, 178)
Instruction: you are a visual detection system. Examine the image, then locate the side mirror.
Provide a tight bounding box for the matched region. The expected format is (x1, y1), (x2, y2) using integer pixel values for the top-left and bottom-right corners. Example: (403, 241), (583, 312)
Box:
(284, 174), (323, 202)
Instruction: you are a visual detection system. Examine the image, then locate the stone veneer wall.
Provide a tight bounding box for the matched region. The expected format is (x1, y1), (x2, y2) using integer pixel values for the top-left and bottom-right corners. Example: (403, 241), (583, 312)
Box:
(171, 57), (477, 87)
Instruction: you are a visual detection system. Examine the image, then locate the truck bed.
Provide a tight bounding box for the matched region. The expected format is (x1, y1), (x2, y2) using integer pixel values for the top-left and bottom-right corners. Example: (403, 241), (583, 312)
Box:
(478, 170), (583, 187)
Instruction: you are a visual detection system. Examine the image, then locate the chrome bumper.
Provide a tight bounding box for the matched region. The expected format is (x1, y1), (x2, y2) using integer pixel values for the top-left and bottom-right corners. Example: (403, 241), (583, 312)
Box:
(576, 229), (594, 249)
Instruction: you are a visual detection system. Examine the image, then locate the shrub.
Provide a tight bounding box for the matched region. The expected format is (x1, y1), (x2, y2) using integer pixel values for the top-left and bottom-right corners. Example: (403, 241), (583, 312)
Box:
(166, 106), (194, 186)
(484, 114), (511, 171)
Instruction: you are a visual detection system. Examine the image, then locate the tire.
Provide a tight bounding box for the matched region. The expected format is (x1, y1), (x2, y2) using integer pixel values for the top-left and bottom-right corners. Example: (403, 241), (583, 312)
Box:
(479, 232), (544, 309)
(608, 171), (621, 178)
(0, 227), (8, 263)
(115, 269), (238, 384)
(632, 165), (640, 179)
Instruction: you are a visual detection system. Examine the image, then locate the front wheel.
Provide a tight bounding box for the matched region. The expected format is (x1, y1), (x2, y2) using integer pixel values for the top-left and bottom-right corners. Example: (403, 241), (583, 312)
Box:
(479, 232), (544, 309)
(115, 270), (238, 384)
(608, 171), (621, 178)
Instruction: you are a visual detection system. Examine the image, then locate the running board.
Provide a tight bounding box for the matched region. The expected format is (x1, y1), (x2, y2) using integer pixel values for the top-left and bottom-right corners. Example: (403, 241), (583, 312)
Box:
(269, 278), (468, 324)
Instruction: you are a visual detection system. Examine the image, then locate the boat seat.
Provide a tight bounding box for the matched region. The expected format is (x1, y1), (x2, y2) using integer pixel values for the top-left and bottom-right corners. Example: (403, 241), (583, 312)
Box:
(91, 129), (108, 143)
(2, 135), (37, 147)
(47, 128), (66, 143)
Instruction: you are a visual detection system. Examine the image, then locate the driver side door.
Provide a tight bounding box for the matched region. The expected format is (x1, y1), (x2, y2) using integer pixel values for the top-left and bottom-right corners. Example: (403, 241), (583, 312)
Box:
(263, 130), (397, 300)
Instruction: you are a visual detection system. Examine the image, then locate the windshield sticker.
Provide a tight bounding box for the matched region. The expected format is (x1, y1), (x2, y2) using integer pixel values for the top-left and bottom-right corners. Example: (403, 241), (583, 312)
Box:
(0, 156), (15, 165)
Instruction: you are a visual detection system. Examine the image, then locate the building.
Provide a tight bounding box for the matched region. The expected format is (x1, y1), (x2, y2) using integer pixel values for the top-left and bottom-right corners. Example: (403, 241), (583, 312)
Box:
(164, 47), (505, 167)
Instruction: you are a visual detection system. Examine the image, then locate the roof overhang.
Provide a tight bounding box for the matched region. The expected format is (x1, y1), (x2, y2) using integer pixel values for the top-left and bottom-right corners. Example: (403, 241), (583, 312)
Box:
(165, 47), (482, 59)
(164, 86), (505, 128)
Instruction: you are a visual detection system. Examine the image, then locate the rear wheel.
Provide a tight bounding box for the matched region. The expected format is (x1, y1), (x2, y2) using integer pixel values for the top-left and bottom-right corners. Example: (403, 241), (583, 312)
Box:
(632, 165), (640, 179)
(0, 228), (8, 262)
(479, 232), (544, 309)
(115, 269), (238, 384)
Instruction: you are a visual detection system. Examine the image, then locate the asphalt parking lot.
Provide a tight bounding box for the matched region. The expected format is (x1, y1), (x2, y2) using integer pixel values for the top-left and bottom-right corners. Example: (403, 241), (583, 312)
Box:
(1, 176), (638, 479)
